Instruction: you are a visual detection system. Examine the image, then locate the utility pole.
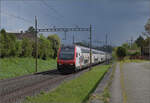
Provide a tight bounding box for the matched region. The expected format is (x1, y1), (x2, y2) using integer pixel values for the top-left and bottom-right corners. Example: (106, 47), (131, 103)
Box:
(89, 24), (92, 70)
(105, 34), (108, 64)
(149, 36), (150, 60)
(129, 37), (133, 48)
(73, 34), (75, 44)
(35, 16), (38, 72)
(131, 37), (133, 48)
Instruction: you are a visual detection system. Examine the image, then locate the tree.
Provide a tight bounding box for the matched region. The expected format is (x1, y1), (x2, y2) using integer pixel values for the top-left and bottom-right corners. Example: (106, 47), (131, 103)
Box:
(0, 29), (22, 57)
(25, 26), (35, 34)
(22, 37), (33, 57)
(0, 29), (10, 57)
(7, 34), (17, 56)
(135, 35), (145, 48)
(15, 40), (22, 57)
(38, 35), (54, 59)
(122, 43), (130, 49)
(47, 34), (60, 58)
(116, 46), (127, 60)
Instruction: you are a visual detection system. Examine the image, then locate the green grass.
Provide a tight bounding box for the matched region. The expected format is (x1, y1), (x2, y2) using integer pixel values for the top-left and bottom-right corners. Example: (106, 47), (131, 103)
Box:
(0, 57), (56, 79)
(24, 65), (110, 103)
(120, 59), (149, 63)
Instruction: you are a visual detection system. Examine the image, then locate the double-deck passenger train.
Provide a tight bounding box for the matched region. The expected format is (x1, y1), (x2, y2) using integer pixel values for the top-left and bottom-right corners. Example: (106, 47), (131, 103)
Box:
(57, 45), (111, 73)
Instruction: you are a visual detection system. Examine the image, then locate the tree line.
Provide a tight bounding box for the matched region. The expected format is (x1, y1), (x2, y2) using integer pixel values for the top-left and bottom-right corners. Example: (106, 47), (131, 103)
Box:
(0, 27), (60, 60)
(115, 18), (150, 60)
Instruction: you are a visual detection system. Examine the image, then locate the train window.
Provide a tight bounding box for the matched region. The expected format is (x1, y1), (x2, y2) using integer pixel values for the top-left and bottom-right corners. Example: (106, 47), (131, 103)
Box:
(59, 47), (75, 60)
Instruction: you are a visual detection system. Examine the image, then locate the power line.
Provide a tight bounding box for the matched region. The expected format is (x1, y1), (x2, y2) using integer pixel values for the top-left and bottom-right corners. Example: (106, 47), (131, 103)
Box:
(1, 11), (33, 25)
(40, 0), (64, 19)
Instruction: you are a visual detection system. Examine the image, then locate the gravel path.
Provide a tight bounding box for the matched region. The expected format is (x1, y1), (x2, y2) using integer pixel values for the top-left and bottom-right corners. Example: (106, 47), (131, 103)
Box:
(122, 62), (150, 103)
(110, 62), (150, 103)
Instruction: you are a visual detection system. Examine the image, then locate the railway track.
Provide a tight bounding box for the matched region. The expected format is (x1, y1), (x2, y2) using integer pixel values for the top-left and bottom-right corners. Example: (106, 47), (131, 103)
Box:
(0, 68), (89, 103)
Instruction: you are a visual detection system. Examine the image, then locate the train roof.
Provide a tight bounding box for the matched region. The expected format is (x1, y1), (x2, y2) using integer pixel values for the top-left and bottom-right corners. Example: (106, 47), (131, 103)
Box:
(61, 44), (106, 53)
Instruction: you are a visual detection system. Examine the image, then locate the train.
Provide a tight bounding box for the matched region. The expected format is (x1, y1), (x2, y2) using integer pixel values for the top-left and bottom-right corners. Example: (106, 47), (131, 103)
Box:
(57, 45), (111, 73)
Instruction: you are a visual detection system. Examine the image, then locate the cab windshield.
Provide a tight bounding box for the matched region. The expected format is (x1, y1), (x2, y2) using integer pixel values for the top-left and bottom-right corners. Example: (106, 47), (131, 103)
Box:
(59, 46), (75, 60)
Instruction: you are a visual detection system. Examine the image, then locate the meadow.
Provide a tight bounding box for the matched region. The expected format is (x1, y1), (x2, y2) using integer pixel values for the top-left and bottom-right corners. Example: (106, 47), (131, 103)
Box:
(0, 57), (56, 79)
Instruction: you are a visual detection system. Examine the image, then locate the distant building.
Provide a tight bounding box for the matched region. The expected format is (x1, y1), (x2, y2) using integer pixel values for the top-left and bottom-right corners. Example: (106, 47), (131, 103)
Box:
(7, 31), (35, 40)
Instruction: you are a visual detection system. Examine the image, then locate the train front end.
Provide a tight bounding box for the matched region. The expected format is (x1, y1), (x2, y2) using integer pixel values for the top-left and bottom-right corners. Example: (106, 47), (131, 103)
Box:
(57, 45), (76, 73)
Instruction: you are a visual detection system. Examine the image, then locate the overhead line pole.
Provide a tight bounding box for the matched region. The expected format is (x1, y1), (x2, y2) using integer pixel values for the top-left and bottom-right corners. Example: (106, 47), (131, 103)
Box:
(73, 34), (75, 44)
(105, 34), (108, 64)
(89, 24), (92, 70)
(35, 16), (38, 72)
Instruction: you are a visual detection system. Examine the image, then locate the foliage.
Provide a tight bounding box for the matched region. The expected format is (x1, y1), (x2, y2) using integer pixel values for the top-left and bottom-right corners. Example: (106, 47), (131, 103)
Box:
(135, 35), (145, 48)
(22, 37), (33, 57)
(38, 35), (54, 59)
(122, 43), (130, 49)
(24, 65), (110, 103)
(0, 29), (9, 57)
(0, 29), (20, 57)
(25, 26), (35, 34)
(116, 46), (127, 60)
(47, 34), (61, 58)
(0, 57), (56, 79)
(15, 40), (22, 57)
(0, 29), (61, 59)
(112, 47), (117, 60)
(130, 43), (139, 50)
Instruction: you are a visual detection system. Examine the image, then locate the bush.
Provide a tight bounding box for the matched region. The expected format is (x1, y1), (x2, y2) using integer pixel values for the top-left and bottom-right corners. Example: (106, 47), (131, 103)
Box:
(0, 29), (8, 57)
(22, 37), (33, 57)
(116, 46), (127, 60)
(47, 34), (60, 59)
(38, 35), (54, 60)
(0, 29), (19, 57)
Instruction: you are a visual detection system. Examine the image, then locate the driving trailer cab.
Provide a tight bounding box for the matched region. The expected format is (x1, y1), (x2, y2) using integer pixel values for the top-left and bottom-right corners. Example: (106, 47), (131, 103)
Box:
(57, 45), (76, 73)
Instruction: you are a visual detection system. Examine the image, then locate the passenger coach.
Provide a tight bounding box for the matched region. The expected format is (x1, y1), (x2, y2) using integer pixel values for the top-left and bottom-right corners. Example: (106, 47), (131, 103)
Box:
(57, 45), (110, 73)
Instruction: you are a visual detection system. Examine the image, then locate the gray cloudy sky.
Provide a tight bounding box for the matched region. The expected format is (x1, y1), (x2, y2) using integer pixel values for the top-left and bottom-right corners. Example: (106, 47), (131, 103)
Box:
(0, 0), (150, 46)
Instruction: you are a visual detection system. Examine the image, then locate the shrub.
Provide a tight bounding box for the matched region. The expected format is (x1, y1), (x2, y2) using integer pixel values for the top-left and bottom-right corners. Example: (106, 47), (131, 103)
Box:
(47, 34), (60, 59)
(116, 46), (127, 60)
(38, 35), (54, 60)
(22, 37), (33, 57)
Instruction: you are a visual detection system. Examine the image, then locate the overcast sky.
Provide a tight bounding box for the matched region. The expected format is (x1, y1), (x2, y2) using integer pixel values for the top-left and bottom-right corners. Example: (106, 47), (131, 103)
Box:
(0, 0), (150, 46)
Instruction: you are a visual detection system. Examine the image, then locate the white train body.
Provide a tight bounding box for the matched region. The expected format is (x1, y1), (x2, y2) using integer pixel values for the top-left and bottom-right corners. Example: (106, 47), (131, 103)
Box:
(57, 45), (111, 73)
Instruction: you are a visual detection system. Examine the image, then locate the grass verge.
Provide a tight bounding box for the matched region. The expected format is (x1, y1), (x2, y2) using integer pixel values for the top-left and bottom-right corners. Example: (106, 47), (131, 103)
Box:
(88, 63), (116, 103)
(24, 65), (110, 103)
(120, 59), (149, 63)
(0, 57), (56, 79)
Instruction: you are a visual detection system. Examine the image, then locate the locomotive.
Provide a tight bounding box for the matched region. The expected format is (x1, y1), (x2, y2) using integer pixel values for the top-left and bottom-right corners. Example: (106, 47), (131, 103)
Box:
(57, 45), (111, 73)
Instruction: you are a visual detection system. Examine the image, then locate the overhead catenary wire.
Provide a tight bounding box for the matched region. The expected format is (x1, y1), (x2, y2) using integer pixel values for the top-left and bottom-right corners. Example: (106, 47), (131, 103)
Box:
(40, 0), (64, 21)
(1, 11), (34, 25)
